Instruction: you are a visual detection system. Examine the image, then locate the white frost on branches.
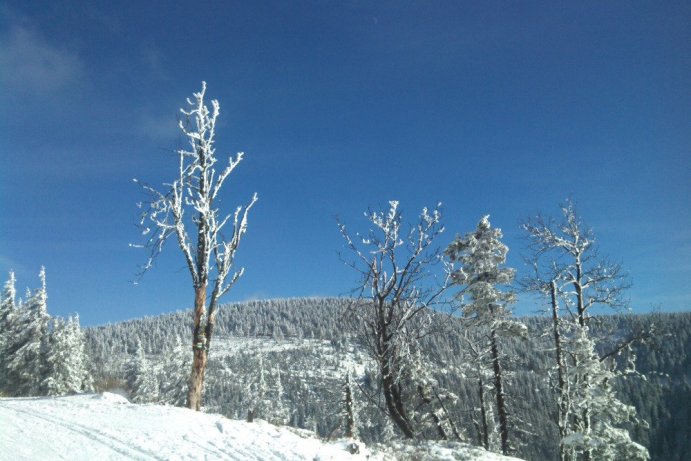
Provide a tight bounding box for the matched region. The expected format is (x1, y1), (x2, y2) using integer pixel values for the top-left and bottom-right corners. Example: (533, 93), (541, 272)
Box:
(133, 82), (258, 323)
(339, 201), (450, 439)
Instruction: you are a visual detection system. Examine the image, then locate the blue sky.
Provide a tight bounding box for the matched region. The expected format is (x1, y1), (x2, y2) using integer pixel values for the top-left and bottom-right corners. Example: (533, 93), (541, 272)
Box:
(1, 1), (689, 325)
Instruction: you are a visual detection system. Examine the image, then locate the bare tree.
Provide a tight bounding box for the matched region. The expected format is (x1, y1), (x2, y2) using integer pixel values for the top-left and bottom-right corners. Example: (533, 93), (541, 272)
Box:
(522, 260), (570, 461)
(522, 199), (629, 328)
(522, 199), (648, 461)
(134, 82), (258, 410)
(338, 200), (449, 439)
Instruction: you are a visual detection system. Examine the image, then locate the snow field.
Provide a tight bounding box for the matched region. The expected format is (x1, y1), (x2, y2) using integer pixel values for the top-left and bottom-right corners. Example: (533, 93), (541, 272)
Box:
(0, 393), (523, 461)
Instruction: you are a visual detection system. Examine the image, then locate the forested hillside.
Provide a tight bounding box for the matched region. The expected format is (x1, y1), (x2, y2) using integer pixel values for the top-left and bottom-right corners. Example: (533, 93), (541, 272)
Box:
(85, 298), (691, 461)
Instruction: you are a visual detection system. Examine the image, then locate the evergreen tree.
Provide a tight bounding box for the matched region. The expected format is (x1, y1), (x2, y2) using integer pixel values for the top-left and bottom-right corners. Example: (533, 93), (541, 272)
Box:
(0, 271), (17, 393)
(125, 339), (158, 403)
(5, 267), (50, 396)
(342, 371), (359, 439)
(41, 315), (93, 395)
(271, 366), (288, 425)
(446, 216), (526, 455)
(159, 336), (191, 406)
(245, 352), (267, 422)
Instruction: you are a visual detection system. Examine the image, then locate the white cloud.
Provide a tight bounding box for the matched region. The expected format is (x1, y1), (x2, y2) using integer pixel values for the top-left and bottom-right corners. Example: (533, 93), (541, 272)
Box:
(0, 25), (84, 94)
(136, 110), (180, 142)
(0, 254), (23, 275)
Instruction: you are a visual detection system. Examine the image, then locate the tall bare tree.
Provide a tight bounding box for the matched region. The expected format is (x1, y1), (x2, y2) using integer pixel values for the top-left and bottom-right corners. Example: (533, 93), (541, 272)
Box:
(134, 82), (258, 410)
(522, 199), (629, 328)
(522, 199), (648, 461)
(338, 200), (449, 439)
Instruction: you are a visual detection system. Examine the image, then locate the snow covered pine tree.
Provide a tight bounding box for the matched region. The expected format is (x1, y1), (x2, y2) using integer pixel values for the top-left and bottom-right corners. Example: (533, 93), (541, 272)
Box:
(4, 267), (51, 396)
(0, 271), (17, 394)
(41, 315), (93, 395)
(446, 216), (527, 456)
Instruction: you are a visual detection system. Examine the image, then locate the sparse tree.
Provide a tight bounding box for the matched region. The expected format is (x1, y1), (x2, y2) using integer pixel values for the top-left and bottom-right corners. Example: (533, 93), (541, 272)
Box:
(522, 199), (629, 328)
(338, 200), (448, 438)
(522, 200), (648, 461)
(134, 82), (258, 410)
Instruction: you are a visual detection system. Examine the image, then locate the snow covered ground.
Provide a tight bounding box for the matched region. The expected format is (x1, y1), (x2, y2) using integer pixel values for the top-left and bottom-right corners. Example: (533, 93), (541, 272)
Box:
(0, 393), (523, 461)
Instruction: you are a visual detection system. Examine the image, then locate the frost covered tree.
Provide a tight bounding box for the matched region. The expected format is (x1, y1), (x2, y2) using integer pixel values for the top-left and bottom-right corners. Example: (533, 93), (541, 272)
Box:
(0, 271), (17, 393)
(125, 339), (158, 403)
(41, 315), (93, 395)
(4, 267), (51, 396)
(270, 367), (288, 425)
(408, 347), (462, 441)
(522, 199), (629, 328)
(522, 200), (648, 461)
(446, 216), (525, 455)
(159, 336), (192, 406)
(134, 82), (258, 410)
(561, 328), (649, 461)
(342, 371), (359, 439)
(338, 200), (448, 439)
(245, 353), (267, 422)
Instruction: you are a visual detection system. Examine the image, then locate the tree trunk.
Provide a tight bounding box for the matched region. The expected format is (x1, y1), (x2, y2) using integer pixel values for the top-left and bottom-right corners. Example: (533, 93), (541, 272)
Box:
(574, 257), (586, 327)
(434, 387), (462, 441)
(551, 281), (567, 461)
(478, 376), (490, 450)
(376, 299), (415, 439)
(188, 284), (207, 410)
(491, 329), (509, 455)
(417, 384), (447, 440)
(187, 347), (208, 410)
(344, 374), (355, 438)
(382, 366), (415, 438)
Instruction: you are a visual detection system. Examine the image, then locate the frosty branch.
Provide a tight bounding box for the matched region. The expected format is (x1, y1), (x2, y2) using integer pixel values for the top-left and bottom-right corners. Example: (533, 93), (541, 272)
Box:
(133, 82), (258, 411)
(338, 201), (450, 439)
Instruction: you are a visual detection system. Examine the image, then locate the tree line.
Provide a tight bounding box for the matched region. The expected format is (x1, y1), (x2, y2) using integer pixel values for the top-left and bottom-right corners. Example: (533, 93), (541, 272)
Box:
(82, 298), (689, 460)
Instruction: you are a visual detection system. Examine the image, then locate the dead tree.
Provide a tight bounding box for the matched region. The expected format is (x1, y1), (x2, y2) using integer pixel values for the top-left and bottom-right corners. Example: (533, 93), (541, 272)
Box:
(134, 82), (258, 410)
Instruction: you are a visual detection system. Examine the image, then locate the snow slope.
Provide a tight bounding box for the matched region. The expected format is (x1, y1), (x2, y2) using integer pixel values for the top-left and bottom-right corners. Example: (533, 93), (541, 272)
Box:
(0, 393), (523, 461)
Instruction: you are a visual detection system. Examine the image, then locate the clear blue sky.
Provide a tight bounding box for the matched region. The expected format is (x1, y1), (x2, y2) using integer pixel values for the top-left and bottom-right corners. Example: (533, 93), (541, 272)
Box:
(1, 1), (689, 325)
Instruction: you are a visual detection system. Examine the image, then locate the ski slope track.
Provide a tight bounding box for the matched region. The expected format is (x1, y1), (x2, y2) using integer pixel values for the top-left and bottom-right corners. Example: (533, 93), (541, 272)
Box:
(0, 393), (523, 461)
